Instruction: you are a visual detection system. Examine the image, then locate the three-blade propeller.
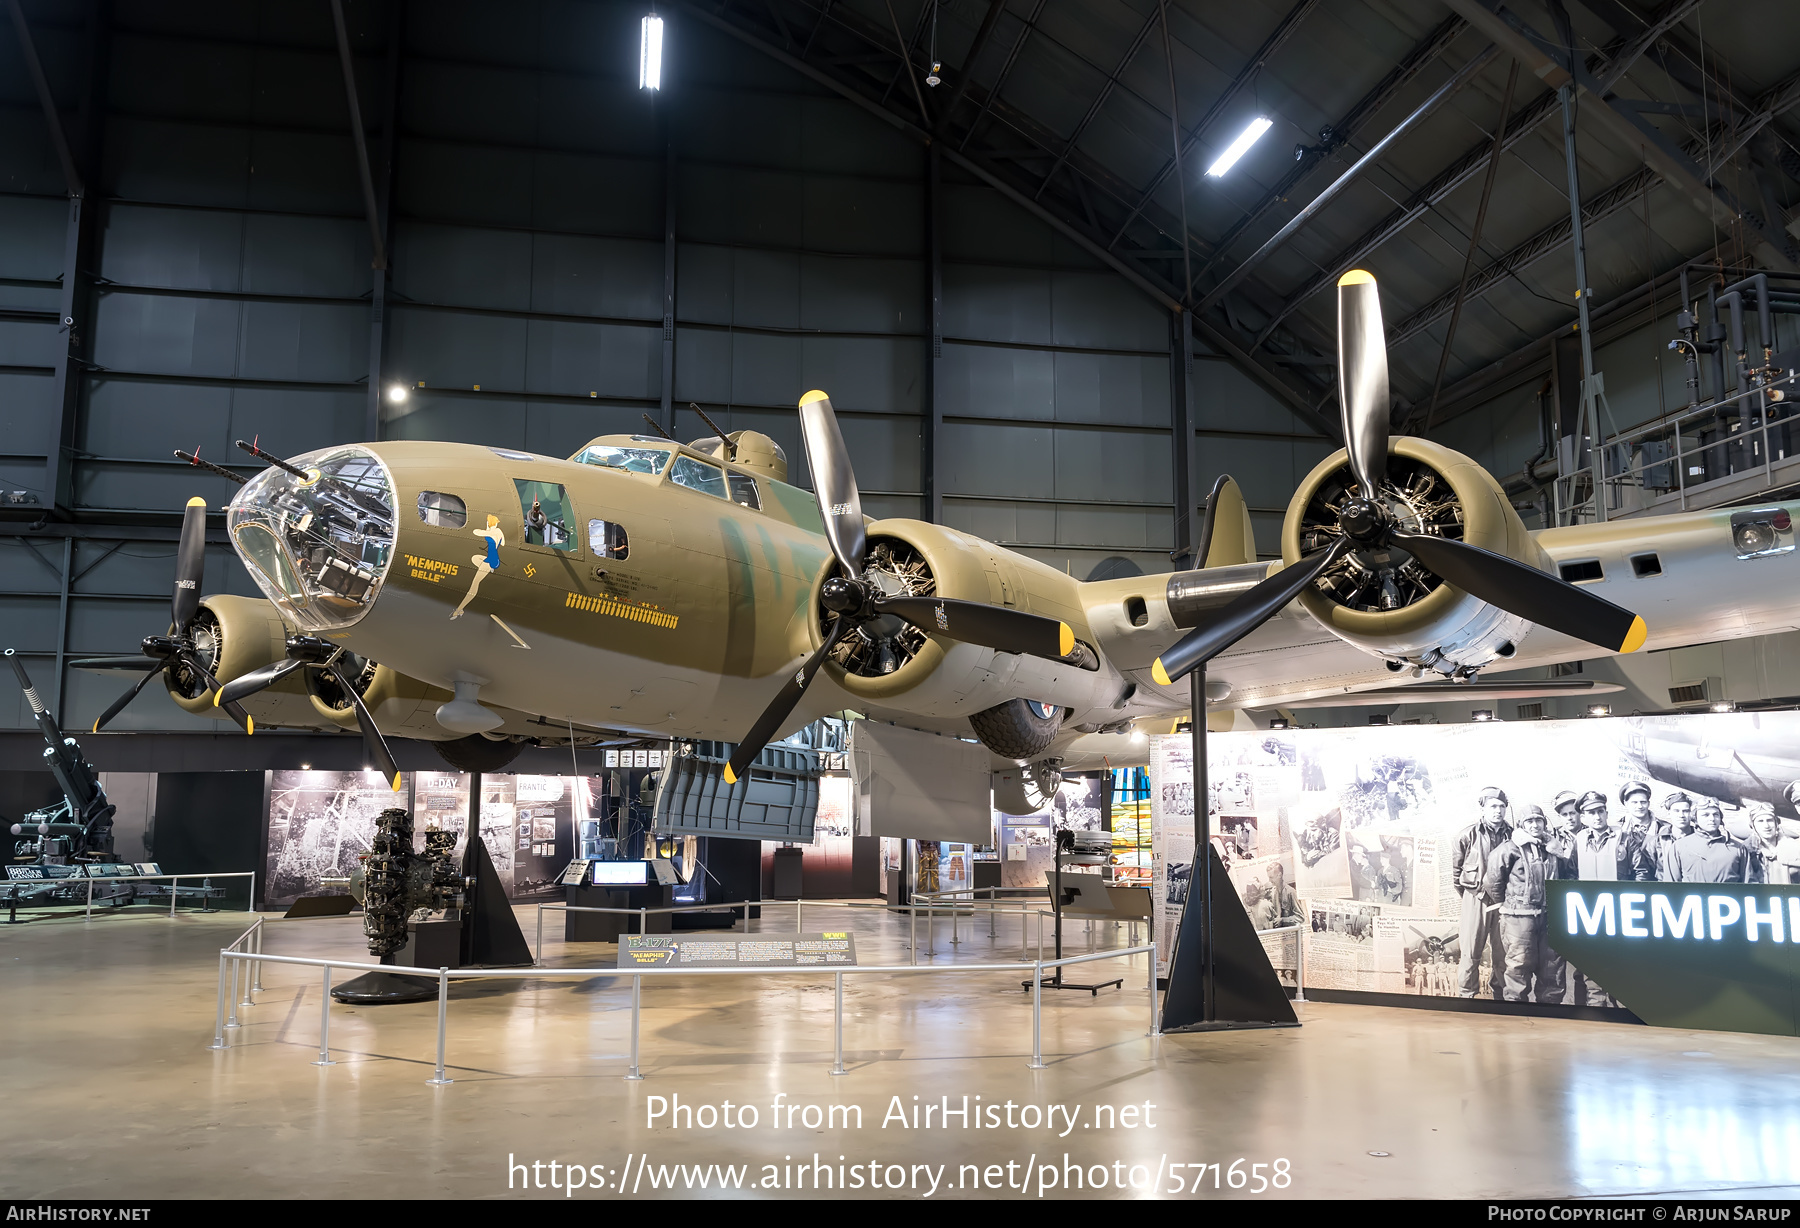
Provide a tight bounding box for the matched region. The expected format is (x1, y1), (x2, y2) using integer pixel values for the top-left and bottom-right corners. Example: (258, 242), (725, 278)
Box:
(74, 497), (257, 737)
(1151, 269), (1647, 690)
(216, 636), (402, 792)
(722, 390), (1075, 785)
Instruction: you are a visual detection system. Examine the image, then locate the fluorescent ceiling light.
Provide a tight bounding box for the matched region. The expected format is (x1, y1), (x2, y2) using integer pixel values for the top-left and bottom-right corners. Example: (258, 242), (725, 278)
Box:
(1206, 117), (1273, 177)
(640, 14), (664, 90)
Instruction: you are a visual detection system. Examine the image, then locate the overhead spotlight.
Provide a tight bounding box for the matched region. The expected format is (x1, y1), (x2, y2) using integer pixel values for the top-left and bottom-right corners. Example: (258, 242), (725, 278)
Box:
(1710, 701), (1738, 713)
(1206, 116), (1273, 177)
(926, 60), (942, 87)
(1587, 704), (1612, 718)
(640, 13), (664, 90)
(386, 384), (409, 404)
(1268, 718), (1290, 730)
(1471, 710), (1494, 722)
(1129, 728), (1147, 744)
(300, 761), (312, 770)
(1367, 714), (1389, 726)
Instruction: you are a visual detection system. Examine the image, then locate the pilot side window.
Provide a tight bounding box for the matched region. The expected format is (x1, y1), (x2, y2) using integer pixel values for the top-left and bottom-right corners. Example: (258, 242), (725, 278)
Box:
(727, 472), (761, 510)
(513, 479), (576, 551)
(670, 456), (727, 500)
(417, 491), (466, 528)
(588, 519), (629, 560)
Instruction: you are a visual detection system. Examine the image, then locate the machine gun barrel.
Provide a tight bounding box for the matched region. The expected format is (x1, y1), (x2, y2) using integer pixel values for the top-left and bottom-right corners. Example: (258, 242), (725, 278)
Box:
(10, 821), (84, 839)
(5, 649), (64, 745)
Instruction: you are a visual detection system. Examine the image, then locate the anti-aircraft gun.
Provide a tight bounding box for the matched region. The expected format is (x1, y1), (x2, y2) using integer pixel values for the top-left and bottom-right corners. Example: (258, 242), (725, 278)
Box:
(6, 649), (117, 865)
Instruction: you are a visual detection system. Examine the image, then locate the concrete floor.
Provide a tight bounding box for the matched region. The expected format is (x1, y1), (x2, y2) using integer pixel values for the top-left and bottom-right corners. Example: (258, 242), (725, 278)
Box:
(5, 901), (1800, 1201)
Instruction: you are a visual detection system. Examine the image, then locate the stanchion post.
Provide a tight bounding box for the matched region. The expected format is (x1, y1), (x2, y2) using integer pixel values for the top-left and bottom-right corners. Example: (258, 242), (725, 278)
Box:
(1148, 942), (1159, 1037)
(170, 875), (178, 917)
(247, 872), (255, 913)
(626, 974), (643, 1080)
(238, 948), (254, 1008)
(428, 968), (452, 1085)
(85, 874), (93, 920)
(209, 953), (228, 1049)
(225, 956), (240, 1028)
(796, 897), (802, 933)
(1294, 924), (1307, 1004)
(831, 971), (845, 1076)
(909, 906), (916, 965)
(253, 922), (263, 992)
(535, 907), (544, 966)
(639, 906), (646, 937)
(1029, 962), (1045, 1069)
(313, 964), (335, 1066)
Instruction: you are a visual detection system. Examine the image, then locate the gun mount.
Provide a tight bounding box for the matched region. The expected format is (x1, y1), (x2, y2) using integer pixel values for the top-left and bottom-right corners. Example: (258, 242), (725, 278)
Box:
(6, 650), (117, 866)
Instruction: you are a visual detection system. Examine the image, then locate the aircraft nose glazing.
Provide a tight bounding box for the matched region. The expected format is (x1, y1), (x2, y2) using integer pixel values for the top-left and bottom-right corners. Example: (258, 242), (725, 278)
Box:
(227, 445), (398, 634)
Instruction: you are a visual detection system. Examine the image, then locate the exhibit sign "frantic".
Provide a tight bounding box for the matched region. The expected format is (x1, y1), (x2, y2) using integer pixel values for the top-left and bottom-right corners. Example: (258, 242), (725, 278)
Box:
(1548, 882), (1800, 1037)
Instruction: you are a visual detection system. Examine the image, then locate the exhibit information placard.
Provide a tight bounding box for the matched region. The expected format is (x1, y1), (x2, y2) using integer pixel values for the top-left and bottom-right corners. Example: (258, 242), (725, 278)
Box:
(617, 932), (858, 968)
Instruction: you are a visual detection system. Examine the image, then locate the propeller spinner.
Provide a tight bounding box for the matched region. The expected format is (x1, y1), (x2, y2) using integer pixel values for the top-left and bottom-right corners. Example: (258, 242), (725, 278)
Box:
(721, 391), (1074, 785)
(1152, 270), (1647, 689)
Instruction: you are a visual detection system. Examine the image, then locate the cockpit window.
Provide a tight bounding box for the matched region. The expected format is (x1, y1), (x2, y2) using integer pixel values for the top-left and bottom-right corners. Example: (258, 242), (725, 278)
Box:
(417, 491), (466, 527)
(670, 456), (727, 500)
(727, 472), (761, 510)
(573, 445), (670, 476)
(515, 480), (576, 551)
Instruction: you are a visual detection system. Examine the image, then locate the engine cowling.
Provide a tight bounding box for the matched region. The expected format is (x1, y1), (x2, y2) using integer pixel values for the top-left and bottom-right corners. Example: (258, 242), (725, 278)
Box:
(804, 519), (1110, 719)
(167, 595), (325, 729)
(1280, 437), (1547, 675)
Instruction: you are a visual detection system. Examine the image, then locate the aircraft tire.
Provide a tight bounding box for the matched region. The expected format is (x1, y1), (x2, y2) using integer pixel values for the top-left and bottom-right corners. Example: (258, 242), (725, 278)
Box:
(432, 734), (525, 773)
(968, 698), (1063, 759)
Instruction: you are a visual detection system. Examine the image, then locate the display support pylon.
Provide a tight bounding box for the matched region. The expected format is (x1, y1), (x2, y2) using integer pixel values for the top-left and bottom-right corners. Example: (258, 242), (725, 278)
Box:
(1158, 661), (1299, 1032)
(1023, 844), (1123, 996)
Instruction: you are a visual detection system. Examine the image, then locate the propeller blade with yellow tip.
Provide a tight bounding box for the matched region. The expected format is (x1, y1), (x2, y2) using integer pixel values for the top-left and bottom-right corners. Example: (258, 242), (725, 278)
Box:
(328, 660), (403, 791)
(723, 617), (852, 787)
(868, 595), (1075, 662)
(1389, 530), (1649, 655)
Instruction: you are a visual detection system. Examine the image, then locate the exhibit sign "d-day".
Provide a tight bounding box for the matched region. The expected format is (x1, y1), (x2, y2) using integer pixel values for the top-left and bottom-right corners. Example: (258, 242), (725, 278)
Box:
(1549, 881), (1800, 1037)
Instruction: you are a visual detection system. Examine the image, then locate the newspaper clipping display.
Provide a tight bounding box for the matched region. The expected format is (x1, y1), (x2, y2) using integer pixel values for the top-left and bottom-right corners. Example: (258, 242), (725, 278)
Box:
(1148, 711), (1800, 1005)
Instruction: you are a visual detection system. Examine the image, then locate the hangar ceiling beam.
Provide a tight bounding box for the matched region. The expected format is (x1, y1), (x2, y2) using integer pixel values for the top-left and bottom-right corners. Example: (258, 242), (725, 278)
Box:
(679, 1), (1340, 440)
(1195, 42), (1501, 315)
(931, 0), (1006, 138)
(1442, 0), (1797, 273)
(364, 0), (404, 442)
(955, 0), (1047, 152)
(6, 0), (81, 198)
(1189, 13), (1469, 287)
(1106, 0), (1322, 255)
(1031, 2), (1163, 201)
(329, 0), (388, 273)
(1389, 65), (1800, 352)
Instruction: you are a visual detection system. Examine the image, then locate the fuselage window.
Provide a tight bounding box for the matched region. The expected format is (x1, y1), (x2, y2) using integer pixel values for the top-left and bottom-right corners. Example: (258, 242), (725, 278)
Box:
(513, 479), (576, 551)
(417, 490), (466, 528)
(670, 456), (727, 500)
(588, 519), (630, 560)
(727, 472), (761, 510)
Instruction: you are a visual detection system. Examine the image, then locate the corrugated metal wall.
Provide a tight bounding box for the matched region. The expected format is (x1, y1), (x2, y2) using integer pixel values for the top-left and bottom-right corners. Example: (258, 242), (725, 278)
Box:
(0, 0), (1324, 732)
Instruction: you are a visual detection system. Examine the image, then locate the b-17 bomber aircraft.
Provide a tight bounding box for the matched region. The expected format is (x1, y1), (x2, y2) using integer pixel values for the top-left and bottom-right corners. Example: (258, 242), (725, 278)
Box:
(78, 271), (1800, 812)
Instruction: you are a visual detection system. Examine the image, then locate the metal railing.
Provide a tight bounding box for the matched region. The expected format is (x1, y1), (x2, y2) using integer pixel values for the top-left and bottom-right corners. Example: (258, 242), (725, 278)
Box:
(1555, 371), (1800, 520)
(1, 870), (257, 921)
(207, 940), (1159, 1083)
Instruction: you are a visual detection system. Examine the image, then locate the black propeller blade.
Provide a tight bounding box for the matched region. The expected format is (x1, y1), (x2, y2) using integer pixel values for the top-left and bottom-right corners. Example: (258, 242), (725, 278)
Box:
(90, 497), (251, 735)
(722, 390), (1074, 776)
(723, 618), (851, 786)
(1149, 268), (1647, 689)
(1389, 530), (1646, 654)
(798, 391), (867, 581)
(1153, 538), (1353, 686)
(215, 636), (402, 791)
(872, 595), (1073, 661)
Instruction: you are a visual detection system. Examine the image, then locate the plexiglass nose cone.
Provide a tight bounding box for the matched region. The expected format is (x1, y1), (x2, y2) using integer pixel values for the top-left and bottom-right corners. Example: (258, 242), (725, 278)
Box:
(227, 446), (397, 634)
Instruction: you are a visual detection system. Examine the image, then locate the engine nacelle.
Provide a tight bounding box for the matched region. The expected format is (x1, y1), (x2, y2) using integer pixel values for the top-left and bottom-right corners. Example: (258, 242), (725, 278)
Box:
(804, 519), (1112, 719)
(167, 595), (325, 729)
(1280, 437), (1546, 676)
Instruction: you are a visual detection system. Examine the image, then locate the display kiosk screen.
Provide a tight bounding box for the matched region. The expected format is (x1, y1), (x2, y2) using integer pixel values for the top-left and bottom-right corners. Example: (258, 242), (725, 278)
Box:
(592, 861), (648, 886)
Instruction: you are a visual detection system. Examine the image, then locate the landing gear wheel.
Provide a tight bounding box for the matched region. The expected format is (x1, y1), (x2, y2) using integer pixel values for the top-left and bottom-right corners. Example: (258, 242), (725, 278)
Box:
(432, 734), (524, 773)
(968, 698), (1064, 759)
